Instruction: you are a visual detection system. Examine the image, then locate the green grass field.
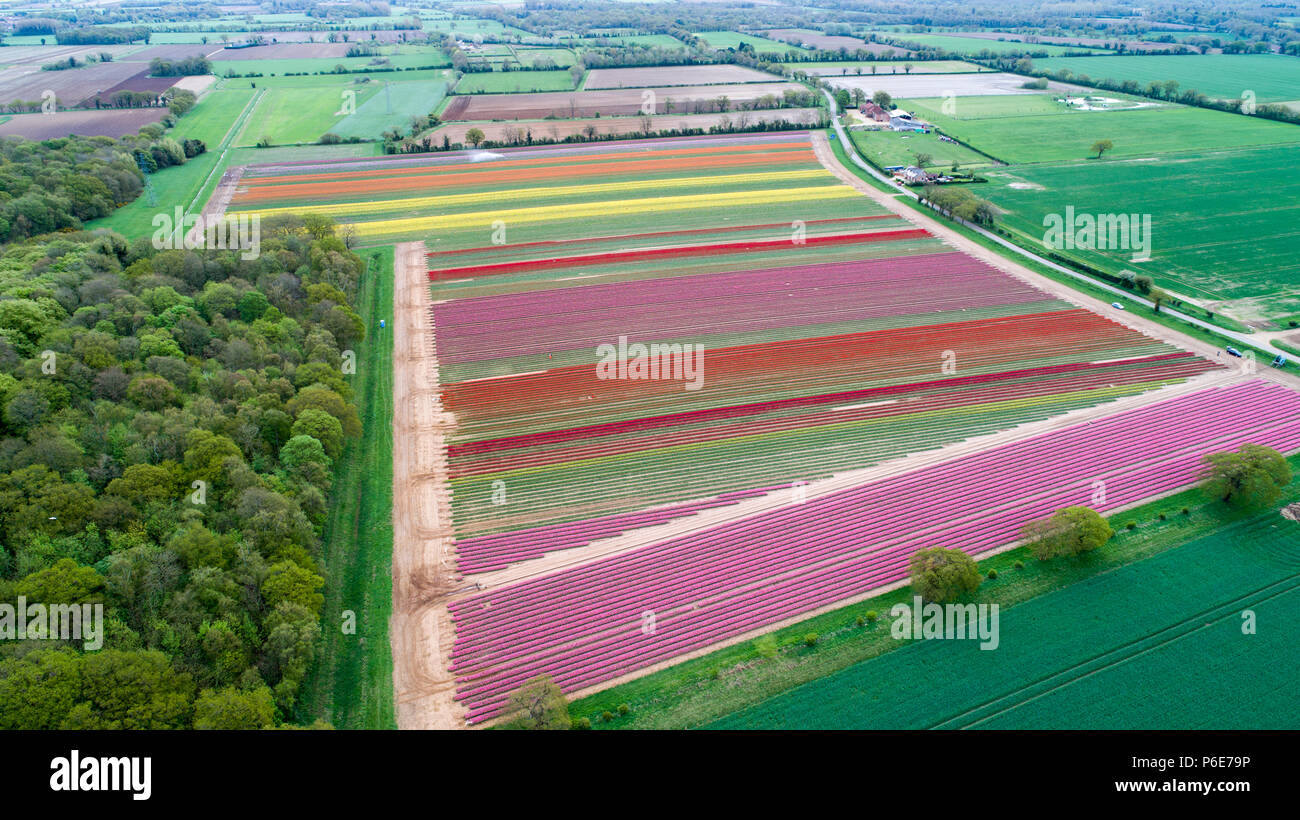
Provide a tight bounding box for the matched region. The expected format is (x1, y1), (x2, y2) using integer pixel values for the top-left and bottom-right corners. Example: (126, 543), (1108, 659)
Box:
(577, 34), (686, 50)
(980, 145), (1300, 320)
(849, 127), (995, 171)
(89, 86), (258, 239)
(710, 512), (1300, 729)
(216, 51), (450, 76)
(329, 80), (448, 138)
(1033, 54), (1300, 103)
(299, 245), (396, 730)
(235, 83), (384, 145)
(901, 94), (1300, 163)
(453, 70), (575, 93)
(874, 32), (1108, 56)
(571, 464), (1300, 728)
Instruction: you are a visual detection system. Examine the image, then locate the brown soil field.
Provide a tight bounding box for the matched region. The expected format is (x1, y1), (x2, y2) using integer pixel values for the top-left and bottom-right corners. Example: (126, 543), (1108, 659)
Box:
(431, 107), (821, 144)
(442, 81), (803, 120)
(85, 74), (177, 106)
(584, 65), (781, 89)
(0, 107), (165, 139)
(0, 44), (139, 66)
(0, 61), (148, 107)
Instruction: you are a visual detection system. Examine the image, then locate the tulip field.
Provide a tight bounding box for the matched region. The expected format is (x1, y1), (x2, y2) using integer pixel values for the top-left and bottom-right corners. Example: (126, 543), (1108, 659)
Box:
(221, 130), (1300, 726)
(450, 381), (1300, 722)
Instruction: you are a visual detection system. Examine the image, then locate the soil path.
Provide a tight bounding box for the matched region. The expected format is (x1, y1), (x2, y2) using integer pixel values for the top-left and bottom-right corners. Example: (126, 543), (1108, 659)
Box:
(391, 240), (466, 730)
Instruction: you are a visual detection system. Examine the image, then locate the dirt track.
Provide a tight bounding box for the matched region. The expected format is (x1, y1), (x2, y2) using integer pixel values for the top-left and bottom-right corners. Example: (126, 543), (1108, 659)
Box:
(390, 241), (465, 730)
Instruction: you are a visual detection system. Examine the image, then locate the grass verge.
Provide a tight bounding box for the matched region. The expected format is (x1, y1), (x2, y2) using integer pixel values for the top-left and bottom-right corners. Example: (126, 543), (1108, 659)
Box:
(298, 245), (396, 729)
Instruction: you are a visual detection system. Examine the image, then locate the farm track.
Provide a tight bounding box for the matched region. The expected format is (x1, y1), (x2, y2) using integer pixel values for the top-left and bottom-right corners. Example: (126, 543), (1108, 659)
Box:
(391, 241), (466, 730)
(183, 88), (262, 245)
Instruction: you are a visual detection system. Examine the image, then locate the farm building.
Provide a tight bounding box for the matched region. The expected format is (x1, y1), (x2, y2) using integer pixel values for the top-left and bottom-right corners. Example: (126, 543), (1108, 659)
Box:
(890, 109), (932, 132)
(858, 101), (890, 122)
(895, 165), (936, 184)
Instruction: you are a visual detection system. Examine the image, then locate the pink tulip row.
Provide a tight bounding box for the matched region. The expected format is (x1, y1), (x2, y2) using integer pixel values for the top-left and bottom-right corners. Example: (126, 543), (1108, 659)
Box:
(450, 380), (1300, 721)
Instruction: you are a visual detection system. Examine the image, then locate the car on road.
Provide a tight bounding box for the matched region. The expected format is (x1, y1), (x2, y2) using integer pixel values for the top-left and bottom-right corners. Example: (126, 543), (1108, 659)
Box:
(1111, 302), (1125, 310)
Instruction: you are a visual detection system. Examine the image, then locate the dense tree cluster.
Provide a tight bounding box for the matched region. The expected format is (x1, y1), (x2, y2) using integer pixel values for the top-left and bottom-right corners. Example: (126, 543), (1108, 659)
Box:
(0, 215), (366, 728)
(0, 118), (204, 243)
(148, 56), (212, 77)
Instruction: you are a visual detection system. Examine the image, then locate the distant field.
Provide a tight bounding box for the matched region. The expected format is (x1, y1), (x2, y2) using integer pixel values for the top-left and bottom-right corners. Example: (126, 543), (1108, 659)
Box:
(0, 108), (163, 139)
(215, 52), (449, 76)
(695, 31), (810, 55)
(89, 86), (257, 239)
(875, 32), (1108, 56)
(848, 127), (995, 171)
(790, 60), (989, 75)
(440, 82), (804, 120)
(454, 70), (575, 94)
(1032, 54), (1300, 103)
(329, 80), (448, 138)
(236, 82), (383, 145)
(431, 108), (821, 144)
(902, 94), (1300, 163)
(981, 145), (1300, 319)
(711, 513), (1300, 729)
(578, 34), (686, 50)
(585, 65), (780, 89)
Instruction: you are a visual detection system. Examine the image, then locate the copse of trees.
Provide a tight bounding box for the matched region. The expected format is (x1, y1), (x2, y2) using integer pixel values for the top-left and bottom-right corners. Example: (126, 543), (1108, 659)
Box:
(1201, 444), (1292, 511)
(149, 56), (212, 77)
(0, 117), (204, 243)
(0, 214), (367, 729)
(909, 547), (982, 603)
(1021, 506), (1114, 560)
(55, 26), (151, 46)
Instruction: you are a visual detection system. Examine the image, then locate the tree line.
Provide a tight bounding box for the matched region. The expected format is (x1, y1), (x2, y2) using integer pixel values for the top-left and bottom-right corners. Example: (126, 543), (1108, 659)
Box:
(0, 214), (367, 729)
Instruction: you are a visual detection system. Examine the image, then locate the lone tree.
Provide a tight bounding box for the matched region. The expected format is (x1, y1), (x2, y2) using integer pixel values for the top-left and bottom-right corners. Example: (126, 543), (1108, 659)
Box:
(504, 674), (570, 730)
(1148, 286), (1170, 313)
(1021, 506), (1114, 561)
(909, 547), (982, 603)
(1201, 444), (1292, 511)
(464, 127), (485, 148)
(872, 89), (893, 109)
(913, 151), (933, 168)
(1091, 139), (1114, 159)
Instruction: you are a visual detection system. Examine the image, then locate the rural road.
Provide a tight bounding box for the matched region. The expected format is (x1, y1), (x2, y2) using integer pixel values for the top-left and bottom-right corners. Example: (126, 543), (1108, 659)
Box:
(819, 89), (1289, 359)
